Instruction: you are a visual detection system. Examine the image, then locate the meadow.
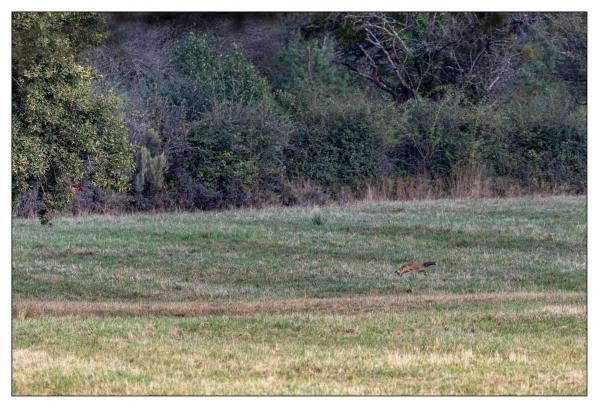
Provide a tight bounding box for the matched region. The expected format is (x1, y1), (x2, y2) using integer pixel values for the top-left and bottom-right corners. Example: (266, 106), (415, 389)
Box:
(11, 195), (587, 395)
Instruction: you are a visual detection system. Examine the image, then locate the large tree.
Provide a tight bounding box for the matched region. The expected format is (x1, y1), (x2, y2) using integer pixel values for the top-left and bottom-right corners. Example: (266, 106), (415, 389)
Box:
(12, 12), (133, 223)
(302, 12), (532, 103)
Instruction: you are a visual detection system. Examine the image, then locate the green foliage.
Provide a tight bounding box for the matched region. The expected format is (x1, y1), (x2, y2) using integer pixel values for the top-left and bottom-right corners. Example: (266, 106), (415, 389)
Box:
(274, 38), (395, 191)
(173, 33), (297, 202)
(389, 93), (479, 178)
(12, 12), (133, 223)
(479, 86), (586, 189)
(286, 93), (394, 188)
(132, 127), (166, 197)
(275, 40), (355, 95)
(11, 118), (46, 197)
(388, 87), (586, 191)
(531, 13), (587, 101)
(186, 101), (291, 198)
(302, 12), (365, 47)
(143, 127), (163, 156)
(177, 33), (272, 116)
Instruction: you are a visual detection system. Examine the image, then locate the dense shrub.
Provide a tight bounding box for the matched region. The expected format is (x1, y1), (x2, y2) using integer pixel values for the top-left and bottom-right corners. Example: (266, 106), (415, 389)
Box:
(480, 86), (586, 190)
(285, 93), (394, 189)
(177, 33), (272, 117)
(387, 92), (478, 180)
(186, 101), (292, 204)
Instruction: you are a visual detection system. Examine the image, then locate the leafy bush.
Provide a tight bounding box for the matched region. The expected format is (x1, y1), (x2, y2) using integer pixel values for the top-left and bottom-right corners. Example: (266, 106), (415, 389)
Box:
(177, 33), (272, 117)
(12, 12), (133, 223)
(186, 101), (292, 203)
(286, 93), (393, 188)
(386, 88), (586, 192)
(383, 92), (477, 181)
(480, 85), (586, 190)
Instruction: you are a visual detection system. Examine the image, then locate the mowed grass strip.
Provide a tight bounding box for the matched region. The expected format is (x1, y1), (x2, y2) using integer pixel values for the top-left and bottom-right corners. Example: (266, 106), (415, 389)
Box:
(12, 196), (587, 301)
(13, 291), (584, 318)
(12, 296), (586, 395)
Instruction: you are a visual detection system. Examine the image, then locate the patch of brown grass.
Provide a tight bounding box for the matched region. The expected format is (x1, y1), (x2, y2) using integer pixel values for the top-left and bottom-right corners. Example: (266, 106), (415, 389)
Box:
(361, 165), (578, 203)
(12, 291), (584, 319)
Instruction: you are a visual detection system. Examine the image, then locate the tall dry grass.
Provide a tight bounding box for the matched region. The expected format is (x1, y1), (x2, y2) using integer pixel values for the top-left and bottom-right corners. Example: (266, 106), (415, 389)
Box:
(362, 164), (579, 203)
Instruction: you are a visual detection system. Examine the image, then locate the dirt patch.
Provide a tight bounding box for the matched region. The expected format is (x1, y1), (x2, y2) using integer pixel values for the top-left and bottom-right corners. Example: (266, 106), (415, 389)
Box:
(12, 292), (585, 319)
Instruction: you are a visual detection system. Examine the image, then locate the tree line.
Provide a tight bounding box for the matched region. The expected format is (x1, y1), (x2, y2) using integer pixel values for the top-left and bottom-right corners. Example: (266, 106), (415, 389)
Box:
(12, 12), (587, 223)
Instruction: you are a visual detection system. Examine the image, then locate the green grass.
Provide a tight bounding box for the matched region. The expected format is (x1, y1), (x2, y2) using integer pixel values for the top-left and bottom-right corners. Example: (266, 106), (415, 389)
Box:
(12, 195), (587, 395)
(13, 297), (586, 395)
(12, 196), (587, 301)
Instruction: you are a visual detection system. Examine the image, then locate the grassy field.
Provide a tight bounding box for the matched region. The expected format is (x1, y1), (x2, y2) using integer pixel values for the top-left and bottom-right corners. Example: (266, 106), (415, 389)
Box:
(12, 195), (587, 395)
